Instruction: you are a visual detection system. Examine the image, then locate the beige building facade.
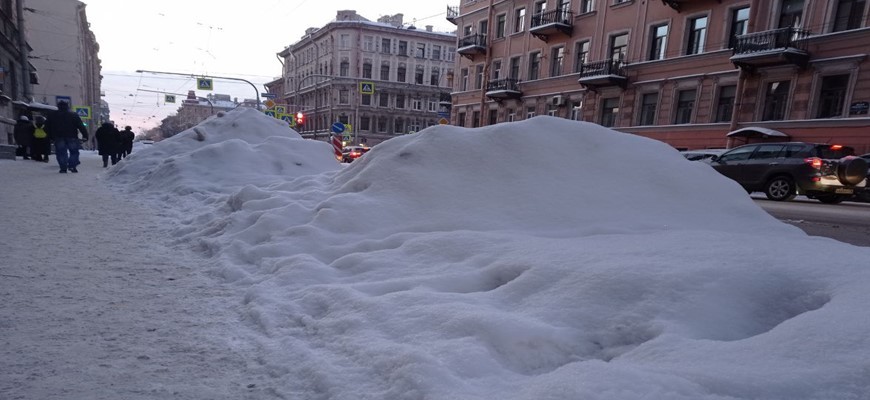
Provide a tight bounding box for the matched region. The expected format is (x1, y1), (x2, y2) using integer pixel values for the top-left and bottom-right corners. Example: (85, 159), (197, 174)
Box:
(449, 0), (870, 153)
(278, 10), (456, 145)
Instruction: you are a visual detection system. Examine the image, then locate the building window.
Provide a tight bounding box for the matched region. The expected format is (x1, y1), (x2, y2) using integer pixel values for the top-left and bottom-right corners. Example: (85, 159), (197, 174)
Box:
(674, 89), (696, 124)
(340, 34), (351, 49)
(729, 7), (750, 49)
(432, 45), (442, 60)
(360, 116), (371, 131)
(397, 65), (407, 82)
(762, 81), (790, 120)
(509, 56), (521, 79)
(550, 46), (565, 77)
(507, 108), (516, 122)
(415, 43), (426, 58)
(363, 36), (374, 52)
(340, 61), (349, 77)
(379, 92), (389, 107)
(475, 65), (484, 89)
(458, 112), (466, 127)
(515, 8), (526, 33)
(363, 62), (372, 79)
(496, 14), (506, 38)
(472, 111), (481, 127)
(461, 68), (469, 91)
(779, 0), (805, 28)
(574, 40), (590, 72)
(610, 33), (628, 62)
(528, 51), (541, 80)
(816, 74), (850, 118)
(362, 94), (372, 106)
(686, 16), (707, 55)
(580, 0), (594, 13)
(600, 97), (619, 127)
(381, 38), (391, 54)
(398, 41), (408, 56)
(571, 102), (583, 120)
(489, 109), (498, 125)
(396, 94), (406, 109)
(715, 85), (736, 122)
(339, 89), (349, 105)
(833, 0), (865, 32)
(394, 118), (405, 134)
(479, 19), (488, 37)
(649, 24), (668, 61)
(412, 99), (423, 110)
(526, 106), (536, 119)
(415, 66), (425, 85)
(430, 68), (440, 86)
(378, 117), (388, 133)
(381, 63), (390, 80)
(491, 60), (501, 79)
(638, 93), (658, 125)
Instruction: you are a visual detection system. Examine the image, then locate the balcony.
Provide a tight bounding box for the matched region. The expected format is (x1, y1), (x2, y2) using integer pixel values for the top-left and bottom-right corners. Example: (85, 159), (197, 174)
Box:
(485, 78), (522, 100)
(439, 92), (452, 107)
(530, 9), (573, 41)
(457, 33), (487, 59)
(577, 59), (628, 89)
(446, 5), (458, 25)
(730, 27), (810, 69)
(661, 0), (693, 12)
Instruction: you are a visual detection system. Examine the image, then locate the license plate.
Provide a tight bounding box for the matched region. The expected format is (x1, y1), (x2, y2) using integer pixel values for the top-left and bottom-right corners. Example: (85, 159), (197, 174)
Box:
(835, 188), (854, 194)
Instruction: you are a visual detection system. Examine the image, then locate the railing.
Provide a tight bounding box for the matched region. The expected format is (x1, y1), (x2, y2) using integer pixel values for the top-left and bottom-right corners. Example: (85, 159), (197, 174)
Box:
(531, 9), (574, 28)
(578, 59), (625, 78)
(446, 5), (459, 20)
(486, 78), (521, 93)
(733, 27), (810, 54)
(458, 33), (487, 49)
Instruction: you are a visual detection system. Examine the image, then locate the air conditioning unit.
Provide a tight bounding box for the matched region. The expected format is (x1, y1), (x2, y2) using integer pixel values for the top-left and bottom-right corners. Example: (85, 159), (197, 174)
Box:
(551, 95), (566, 106)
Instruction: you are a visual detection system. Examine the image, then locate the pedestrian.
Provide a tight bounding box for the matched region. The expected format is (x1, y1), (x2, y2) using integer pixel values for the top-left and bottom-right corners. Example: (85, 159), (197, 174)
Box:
(30, 115), (51, 163)
(13, 115), (33, 160)
(120, 126), (135, 158)
(44, 101), (88, 173)
(95, 121), (121, 167)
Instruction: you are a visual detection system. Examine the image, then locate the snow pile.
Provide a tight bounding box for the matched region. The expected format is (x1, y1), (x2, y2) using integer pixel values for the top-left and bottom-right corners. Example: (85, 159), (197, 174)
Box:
(107, 113), (870, 399)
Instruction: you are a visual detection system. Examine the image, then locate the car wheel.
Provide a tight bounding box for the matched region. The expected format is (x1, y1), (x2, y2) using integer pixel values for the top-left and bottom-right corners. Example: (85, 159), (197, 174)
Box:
(816, 195), (846, 204)
(765, 176), (796, 201)
(837, 157), (869, 186)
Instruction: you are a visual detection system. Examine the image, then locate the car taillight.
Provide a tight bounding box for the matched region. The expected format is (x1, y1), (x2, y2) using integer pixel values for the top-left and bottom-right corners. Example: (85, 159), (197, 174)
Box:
(804, 157), (822, 169)
(830, 145), (843, 150)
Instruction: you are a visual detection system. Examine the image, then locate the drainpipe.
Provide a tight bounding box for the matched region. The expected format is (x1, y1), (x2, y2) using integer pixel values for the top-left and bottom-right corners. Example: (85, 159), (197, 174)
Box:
(478, 0), (495, 126)
(17, 0), (31, 100)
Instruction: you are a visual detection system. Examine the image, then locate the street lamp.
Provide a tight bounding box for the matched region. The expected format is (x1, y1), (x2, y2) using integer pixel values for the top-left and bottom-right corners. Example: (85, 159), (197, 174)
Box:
(135, 69), (261, 109)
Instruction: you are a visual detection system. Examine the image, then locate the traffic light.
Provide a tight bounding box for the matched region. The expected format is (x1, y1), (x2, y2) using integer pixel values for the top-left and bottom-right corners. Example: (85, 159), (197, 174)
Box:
(295, 112), (304, 127)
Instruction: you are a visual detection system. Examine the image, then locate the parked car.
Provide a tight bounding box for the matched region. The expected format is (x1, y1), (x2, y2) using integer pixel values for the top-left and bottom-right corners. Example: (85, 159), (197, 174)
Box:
(341, 146), (370, 163)
(705, 142), (868, 203)
(852, 153), (870, 202)
(680, 149), (726, 161)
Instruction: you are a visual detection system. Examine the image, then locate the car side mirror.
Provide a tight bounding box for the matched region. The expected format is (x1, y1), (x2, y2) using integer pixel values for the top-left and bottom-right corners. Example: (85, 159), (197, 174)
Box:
(709, 155), (719, 162)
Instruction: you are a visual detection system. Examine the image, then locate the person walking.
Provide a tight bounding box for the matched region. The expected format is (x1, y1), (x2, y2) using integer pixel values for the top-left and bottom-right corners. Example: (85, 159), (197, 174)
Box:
(44, 101), (88, 173)
(30, 115), (51, 163)
(13, 115), (33, 160)
(120, 126), (135, 158)
(95, 121), (121, 167)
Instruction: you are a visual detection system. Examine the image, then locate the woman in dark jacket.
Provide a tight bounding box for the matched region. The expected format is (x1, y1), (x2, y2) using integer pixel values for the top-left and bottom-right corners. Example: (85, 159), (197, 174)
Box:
(13, 115), (34, 160)
(95, 122), (121, 167)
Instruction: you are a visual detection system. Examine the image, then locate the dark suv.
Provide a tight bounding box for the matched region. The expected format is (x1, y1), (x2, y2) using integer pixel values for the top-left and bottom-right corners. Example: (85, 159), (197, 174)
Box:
(706, 142), (868, 203)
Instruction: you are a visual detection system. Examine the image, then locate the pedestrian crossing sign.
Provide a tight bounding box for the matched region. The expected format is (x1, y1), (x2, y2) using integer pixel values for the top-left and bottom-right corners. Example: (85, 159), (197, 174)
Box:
(265, 110), (277, 118)
(359, 81), (375, 94)
(73, 106), (91, 120)
(274, 105), (286, 114)
(197, 77), (213, 91)
(165, 94), (176, 103)
(278, 113), (296, 126)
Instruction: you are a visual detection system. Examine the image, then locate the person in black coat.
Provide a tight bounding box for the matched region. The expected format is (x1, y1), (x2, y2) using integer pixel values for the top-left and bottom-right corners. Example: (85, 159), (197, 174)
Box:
(95, 121), (121, 167)
(13, 115), (34, 160)
(44, 101), (88, 173)
(120, 126), (135, 158)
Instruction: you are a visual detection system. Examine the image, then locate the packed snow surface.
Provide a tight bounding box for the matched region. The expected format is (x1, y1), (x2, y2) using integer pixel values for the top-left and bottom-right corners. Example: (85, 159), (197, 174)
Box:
(6, 107), (870, 399)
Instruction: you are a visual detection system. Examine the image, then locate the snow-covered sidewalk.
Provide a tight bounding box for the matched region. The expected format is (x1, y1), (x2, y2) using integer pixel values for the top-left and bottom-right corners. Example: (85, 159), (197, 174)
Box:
(0, 153), (271, 399)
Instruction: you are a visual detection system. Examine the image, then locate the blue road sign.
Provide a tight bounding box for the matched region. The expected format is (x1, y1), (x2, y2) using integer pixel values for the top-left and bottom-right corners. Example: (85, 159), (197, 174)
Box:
(261, 93), (277, 99)
(56, 95), (72, 105)
(331, 122), (346, 134)
(197, 78), (213, 90)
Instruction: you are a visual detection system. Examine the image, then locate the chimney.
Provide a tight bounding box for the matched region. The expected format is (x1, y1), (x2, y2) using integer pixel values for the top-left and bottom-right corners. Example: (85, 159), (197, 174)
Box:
(186, 90), (196, 100)
(426, 25), (433, 32)
(336, 10), (359, 21)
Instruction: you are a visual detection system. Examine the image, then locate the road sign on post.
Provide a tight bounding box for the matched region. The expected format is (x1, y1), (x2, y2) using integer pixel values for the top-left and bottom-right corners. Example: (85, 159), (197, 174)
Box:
(359, 81), (375, 94)
(165, 94), (176, 103)
(73, 106), (91, 120)
(197, 78), (213, 90)
(261, 93), (277, 99)
(331, 122), (346, 134)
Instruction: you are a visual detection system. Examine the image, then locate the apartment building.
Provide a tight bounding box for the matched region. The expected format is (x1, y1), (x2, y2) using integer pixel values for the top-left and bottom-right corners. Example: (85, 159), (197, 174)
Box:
(448, 0), (870, 152)
(0, 0), (36, 145)
(277, 10), (456, 145)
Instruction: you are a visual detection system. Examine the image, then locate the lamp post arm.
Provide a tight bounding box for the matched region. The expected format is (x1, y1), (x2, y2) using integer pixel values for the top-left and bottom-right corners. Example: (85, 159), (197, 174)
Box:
(136, 69), (260, 109)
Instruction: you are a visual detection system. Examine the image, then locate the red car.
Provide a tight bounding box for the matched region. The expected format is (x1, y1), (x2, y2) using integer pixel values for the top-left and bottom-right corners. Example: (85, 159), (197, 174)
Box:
(341, 146), (370, 163)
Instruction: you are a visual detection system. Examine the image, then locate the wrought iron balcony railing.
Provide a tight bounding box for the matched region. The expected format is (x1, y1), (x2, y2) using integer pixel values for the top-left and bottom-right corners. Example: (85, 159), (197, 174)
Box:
(578, 59), (626, 79)
(732, 27), (810, 55)
(531, 9), (573, 29)
(486, 78), (521, 93)
(458, 33), (487, 49)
